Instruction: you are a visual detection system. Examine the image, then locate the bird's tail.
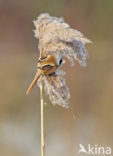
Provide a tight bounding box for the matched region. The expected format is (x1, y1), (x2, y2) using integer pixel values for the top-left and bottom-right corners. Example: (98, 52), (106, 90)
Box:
(26, 71), (40, 95)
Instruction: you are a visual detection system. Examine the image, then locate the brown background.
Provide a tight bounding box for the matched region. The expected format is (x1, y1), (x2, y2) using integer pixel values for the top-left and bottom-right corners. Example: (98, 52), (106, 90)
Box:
(0, 0), (113, 155)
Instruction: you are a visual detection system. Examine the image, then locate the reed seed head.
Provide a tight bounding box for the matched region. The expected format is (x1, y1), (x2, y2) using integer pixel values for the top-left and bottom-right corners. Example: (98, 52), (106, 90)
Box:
(33, 13), (92, 108)
(38, 72), (70, 108)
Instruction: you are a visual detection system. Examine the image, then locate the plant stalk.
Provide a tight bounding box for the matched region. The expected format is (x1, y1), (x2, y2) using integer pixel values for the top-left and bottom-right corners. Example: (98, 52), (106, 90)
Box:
(40, 84), (45, 156)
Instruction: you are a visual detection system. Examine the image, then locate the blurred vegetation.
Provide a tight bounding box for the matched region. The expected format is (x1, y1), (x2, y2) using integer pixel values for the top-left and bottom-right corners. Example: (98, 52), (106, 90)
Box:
(0, 0), (113, 156)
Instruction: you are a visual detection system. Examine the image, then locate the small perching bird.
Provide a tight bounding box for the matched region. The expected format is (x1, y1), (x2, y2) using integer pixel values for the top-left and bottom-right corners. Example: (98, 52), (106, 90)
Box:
(26, 13), (92, 108)
(26, 54), (65, 95)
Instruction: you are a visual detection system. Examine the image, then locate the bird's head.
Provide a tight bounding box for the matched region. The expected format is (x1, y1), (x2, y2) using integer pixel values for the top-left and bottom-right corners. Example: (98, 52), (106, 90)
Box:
(55, 54), (65, 66)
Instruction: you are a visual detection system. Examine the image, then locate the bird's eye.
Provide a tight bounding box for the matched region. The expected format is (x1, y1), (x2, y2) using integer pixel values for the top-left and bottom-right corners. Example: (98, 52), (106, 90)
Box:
(59, 59), (62, 65)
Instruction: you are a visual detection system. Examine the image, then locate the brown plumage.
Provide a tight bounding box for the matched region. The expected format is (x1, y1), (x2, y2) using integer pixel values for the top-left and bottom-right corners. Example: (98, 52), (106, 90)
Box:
(26, 54), (63, 95)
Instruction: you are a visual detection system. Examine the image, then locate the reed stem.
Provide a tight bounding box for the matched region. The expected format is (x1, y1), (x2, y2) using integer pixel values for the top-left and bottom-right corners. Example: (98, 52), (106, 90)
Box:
(40, 84), (45, 156)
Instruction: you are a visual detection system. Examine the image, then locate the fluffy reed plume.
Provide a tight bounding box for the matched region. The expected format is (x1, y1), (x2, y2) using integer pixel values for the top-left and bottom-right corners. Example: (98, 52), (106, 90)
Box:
(33, 13), (91, 108)
(34, 13), (91, 66)
(38, 71), (70, 108)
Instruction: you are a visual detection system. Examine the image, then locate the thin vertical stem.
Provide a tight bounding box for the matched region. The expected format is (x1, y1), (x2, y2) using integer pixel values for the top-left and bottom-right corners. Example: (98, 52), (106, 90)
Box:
(40, 84), (45, 156)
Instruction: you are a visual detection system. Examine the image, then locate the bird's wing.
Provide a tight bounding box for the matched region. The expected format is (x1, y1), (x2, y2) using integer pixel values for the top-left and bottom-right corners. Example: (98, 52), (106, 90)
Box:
(38, 64), (54, 71)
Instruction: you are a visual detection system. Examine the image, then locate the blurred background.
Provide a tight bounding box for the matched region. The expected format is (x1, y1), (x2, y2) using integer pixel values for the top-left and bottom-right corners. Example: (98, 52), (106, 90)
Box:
(0, 0), (113, 156)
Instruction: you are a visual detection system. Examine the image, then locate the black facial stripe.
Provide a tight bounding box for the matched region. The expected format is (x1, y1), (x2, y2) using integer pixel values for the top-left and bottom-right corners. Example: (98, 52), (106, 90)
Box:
(59, 59), (63, 65)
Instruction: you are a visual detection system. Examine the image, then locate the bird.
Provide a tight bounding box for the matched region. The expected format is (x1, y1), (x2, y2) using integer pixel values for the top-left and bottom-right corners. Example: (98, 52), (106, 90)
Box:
(26, 54), (65, 95)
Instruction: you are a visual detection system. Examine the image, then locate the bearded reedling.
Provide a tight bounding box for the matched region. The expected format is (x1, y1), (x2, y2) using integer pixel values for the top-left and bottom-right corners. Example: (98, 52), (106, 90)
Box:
(26, 54), (65, 95)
